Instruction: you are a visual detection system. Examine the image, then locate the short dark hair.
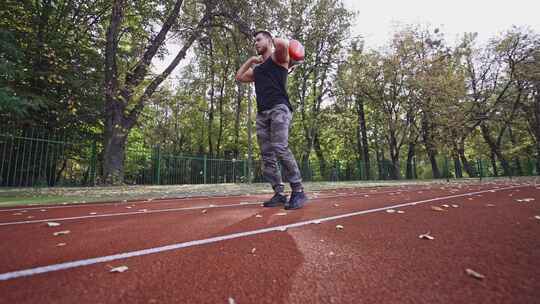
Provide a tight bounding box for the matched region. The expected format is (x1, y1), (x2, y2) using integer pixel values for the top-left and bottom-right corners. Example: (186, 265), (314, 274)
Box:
(253, 30), (272, 40)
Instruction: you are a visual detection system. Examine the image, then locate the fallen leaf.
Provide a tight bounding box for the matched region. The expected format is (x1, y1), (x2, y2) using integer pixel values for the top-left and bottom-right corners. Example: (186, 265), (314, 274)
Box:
(442, 204), (450, 208)
(126, 206), (132, 209)
(534, 215), (540, 220)
(139, 209), (148, 212)
(279, 227), (288, 232)
(275, 212), (287, 216)
(431, 206), (446, 212)
(53, 230), (70, 236)
(209, 204), (216, 207)
(56, 243), (66, 247)
(27, 216), (34, 219)
(40, 209), (47, 212)
(418, 232), (435, 240)
(313, 220), (321, 224)
(89, 212), (97, 215)
(516, 198), (535, 203)
(201, 209), (207, 214)
(328, 251), (335, 256)
(13, 213), (22, 216)
(228, 297), (236, 304)
(397, 210), (405, 214)
(386, 209), (396, 213)
(336, 225), (344, 230)
(255, 214), (263, 218)
(485, 204), (496, 207)
(46, 222), (61, 227)
(333, 203), (340, 207)
(251, 248), (256, 254)
(465, 268), (485, 280)
(451, 204), (459, 208)
(110, 266), (129, 273)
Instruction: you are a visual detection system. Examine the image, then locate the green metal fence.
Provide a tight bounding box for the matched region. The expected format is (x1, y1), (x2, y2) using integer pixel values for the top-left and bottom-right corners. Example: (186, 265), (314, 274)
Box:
(1, 132), (538, 187)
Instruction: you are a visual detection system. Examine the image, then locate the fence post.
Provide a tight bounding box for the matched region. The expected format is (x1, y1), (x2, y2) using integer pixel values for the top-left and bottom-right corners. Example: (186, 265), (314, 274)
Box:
(153, 145), (161, 185)
(203, 154), (207, 184)
(477, 159), (483, 181)
(444, 156), (450, 181)
(90, 140), (97, 186)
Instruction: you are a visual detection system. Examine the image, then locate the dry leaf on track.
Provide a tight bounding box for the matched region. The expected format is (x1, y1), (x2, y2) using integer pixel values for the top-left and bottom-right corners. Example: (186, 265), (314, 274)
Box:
(336, 225), (344, 230)
(255, 214), (262, 218)
(56, 243), (66, 247)
(465, 268), (485, 280)
(397, 210), (405, 214)
(451, 204), (459, 208)
(485, 204), (496, 207)
(89, 212), (97, 215)
(110, 266), (129, 273)
(275, 212), (287, 216)
(228, 297), (236, 304)
(251, 248), (256, 254)
(516, 198), (535, 203)
(46, 222), (61, 227)
(534, 215), (540, 220)
(418, 232), (435, 240)
(442, 204), (450, 208)
(431, 206), (446, 212)
(386, 209), (396, 213)
(53, 230), (70, 236)
(201, 209), (207, 214)
(333, 203), (340, 207)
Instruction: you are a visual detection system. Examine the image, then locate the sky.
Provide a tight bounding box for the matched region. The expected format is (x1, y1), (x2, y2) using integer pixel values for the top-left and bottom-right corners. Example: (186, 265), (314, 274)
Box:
(154, 0), (540, 78)
(342, 0), (540, 49)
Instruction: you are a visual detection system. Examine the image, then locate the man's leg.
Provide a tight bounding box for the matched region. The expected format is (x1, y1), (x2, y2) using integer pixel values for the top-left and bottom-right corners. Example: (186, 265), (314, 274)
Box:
(269, 105), (307, 209)
(256, 110), (287, 206)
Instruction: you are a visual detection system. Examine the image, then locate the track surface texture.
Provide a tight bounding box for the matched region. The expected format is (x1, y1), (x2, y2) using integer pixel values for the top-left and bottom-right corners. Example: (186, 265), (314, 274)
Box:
(0, 180), (539, 303)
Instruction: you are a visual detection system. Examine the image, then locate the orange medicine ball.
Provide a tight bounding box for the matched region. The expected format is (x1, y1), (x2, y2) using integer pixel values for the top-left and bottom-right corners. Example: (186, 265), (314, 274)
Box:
(288, 39), (304, 61)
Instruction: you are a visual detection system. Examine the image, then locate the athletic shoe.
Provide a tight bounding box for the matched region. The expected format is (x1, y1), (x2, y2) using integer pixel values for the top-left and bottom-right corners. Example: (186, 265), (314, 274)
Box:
(263, 193), (288, 207)
(285, 191), (307, 210)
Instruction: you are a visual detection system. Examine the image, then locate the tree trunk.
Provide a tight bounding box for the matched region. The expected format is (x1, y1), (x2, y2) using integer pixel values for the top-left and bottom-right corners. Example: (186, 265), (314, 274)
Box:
(480, 123), (511, 175)
(453, 156), (463, 178)
(388, 131), (400, 180)
(508, 126), (522, 175)
(421, 112), (440, 178)
(457, 137), (475, 177)
(355, 95), (370, 179)
(101, 0), (211, 184)
(207, 41), (215, 156)
(535, 84), (540, 174)
(490, 151), (498, 177)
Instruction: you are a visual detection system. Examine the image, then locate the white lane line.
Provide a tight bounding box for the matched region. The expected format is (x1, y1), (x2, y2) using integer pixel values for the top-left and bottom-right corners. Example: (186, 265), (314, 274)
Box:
(0, 202), (263, 227)
(0, 194), (266, 212)
(0, 184), (526, 281)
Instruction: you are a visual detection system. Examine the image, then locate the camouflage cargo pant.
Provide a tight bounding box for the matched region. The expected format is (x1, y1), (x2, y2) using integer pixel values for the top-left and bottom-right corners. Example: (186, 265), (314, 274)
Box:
(256, 104), (303, 193)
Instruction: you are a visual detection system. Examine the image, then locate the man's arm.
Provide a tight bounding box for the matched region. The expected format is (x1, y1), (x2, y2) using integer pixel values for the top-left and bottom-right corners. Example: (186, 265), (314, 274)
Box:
(235, 56), (261, 83)
(272, 38), (289, 65)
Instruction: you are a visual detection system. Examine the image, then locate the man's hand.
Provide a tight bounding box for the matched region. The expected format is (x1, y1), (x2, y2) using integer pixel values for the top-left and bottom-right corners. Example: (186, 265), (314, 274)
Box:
(235, 56), (263, 83)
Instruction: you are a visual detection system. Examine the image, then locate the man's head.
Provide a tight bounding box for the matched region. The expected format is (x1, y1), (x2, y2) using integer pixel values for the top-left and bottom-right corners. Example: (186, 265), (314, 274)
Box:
(253, 30), (273, 55)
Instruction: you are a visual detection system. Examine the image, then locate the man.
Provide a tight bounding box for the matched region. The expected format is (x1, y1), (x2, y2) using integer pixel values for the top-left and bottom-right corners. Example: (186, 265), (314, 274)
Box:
(235, 30), (307, 210)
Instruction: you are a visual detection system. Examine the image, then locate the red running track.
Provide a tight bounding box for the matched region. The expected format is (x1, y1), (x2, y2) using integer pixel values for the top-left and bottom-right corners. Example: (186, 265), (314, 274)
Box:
(0, 181), (539, 303)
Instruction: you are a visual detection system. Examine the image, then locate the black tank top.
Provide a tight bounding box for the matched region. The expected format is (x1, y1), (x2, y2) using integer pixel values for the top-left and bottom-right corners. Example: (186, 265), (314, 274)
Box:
(253, 57), (292, 113)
